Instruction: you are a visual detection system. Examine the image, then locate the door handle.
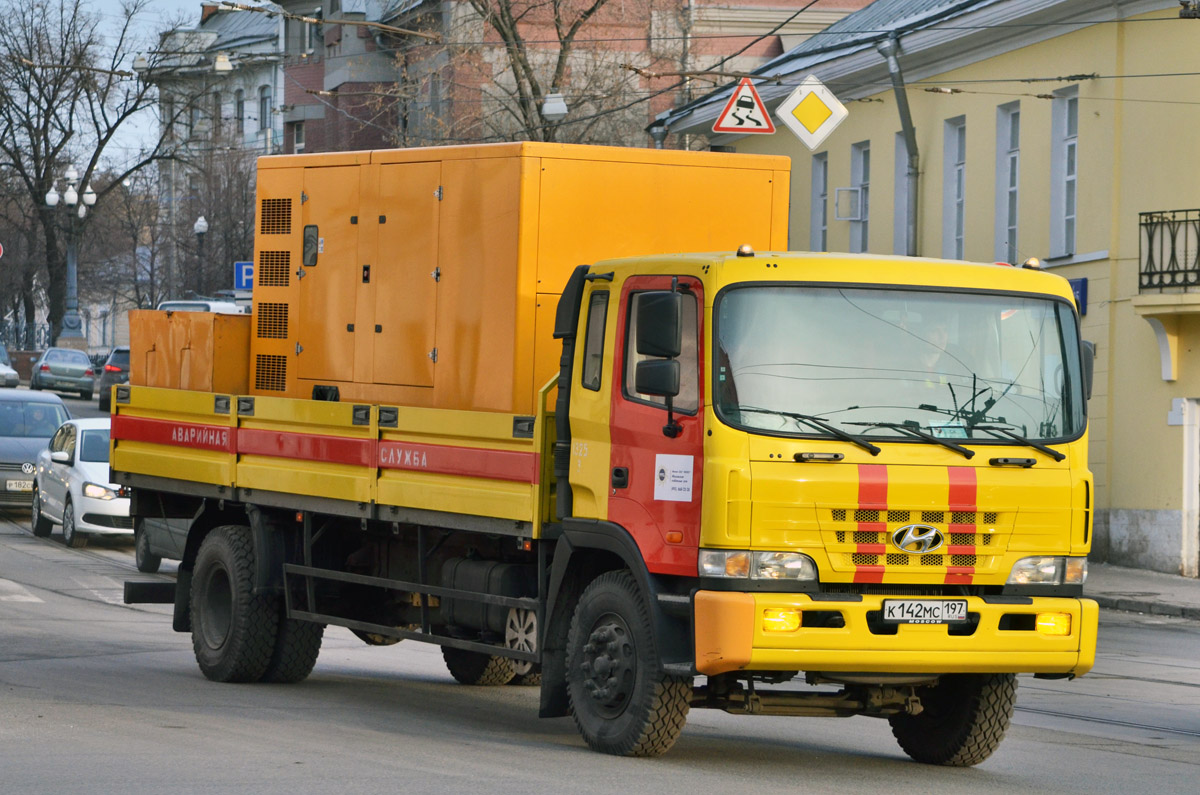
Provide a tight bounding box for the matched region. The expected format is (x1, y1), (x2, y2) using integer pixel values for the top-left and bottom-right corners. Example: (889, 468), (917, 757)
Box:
(611, 467), (629, 489)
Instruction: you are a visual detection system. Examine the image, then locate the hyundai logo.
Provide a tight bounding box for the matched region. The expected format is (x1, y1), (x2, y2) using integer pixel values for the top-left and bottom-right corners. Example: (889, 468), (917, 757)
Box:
(891, 524), (944, 554)
(21, 462), (35, 475)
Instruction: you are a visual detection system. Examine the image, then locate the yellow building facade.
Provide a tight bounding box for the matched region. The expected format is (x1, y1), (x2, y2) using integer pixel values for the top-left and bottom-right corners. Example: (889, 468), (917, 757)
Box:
(666, 0), (1200, 576)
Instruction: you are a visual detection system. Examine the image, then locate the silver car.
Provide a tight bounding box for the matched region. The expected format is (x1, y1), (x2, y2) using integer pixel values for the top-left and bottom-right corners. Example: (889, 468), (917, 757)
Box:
(0, 391), (70, 507)
(30, 347), (96, 400)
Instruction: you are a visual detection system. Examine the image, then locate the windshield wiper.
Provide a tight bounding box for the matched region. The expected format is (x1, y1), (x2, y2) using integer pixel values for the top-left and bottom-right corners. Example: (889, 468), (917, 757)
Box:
(736, 407), (880, 456)
(974, 425), (1066, 462)
(846, 421), (975, 460)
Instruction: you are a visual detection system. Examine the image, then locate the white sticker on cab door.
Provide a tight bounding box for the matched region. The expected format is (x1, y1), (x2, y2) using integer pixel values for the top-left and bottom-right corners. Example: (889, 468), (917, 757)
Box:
(654, 454), (693, 502)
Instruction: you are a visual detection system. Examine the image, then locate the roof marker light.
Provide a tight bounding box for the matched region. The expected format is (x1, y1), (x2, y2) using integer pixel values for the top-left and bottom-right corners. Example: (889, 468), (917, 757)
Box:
(736, 244), (755, 257)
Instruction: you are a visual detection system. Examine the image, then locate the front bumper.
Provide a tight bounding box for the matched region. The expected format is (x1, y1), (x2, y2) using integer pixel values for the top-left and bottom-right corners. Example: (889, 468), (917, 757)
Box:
(76, 495), (132, 536)
(694, 590), (1098, 678)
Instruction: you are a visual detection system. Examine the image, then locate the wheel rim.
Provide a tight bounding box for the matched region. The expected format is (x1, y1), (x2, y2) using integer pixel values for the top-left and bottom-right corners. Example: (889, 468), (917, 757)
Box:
(198, 565), (233, 650)
(505, 608), (537, 676)
(63, 504), (74, 542)
(579, 611), (636, 718)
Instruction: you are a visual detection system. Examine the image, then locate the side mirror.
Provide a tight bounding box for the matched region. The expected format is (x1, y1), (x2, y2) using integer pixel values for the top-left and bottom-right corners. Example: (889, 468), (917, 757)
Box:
(636, 291), (682, 358)
(50, 450), (70, 465)
(1081, 340), (1095, 400)
(635, 358), (680, 398)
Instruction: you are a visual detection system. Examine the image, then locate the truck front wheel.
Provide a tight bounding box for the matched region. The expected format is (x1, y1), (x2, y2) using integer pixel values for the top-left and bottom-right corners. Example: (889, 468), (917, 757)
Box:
(889, 673), (1017, 766)
(191, 525), (279, 683)
(566, 570), (690, 757)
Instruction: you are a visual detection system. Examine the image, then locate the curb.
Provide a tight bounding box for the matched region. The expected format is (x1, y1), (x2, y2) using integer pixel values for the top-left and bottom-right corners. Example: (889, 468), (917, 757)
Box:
(1092, 594), (1200, 620)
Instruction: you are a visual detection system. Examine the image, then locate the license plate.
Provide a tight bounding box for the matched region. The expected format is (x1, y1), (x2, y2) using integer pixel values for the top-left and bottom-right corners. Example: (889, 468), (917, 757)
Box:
(882, 599), (968, 624)
(5, 479), (32, 492)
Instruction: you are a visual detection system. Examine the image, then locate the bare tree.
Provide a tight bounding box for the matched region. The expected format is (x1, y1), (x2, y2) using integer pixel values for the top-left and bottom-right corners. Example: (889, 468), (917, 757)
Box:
(0, 0), (193, 343)
(388, 0), (681, 147)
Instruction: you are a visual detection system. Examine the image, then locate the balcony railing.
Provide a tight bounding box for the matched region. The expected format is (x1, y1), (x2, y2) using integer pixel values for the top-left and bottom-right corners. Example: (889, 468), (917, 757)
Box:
(1140, 209), (1200, 291)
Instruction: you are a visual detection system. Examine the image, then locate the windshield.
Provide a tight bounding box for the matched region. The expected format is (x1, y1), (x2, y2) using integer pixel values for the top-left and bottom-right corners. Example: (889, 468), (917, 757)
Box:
(79, 429), (111, 463)
(0, 402), (70, 438)
(715, 285), (1085, 443)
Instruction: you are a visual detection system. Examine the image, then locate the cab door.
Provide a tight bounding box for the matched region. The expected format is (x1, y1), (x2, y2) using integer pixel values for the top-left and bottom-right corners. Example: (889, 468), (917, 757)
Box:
(43, 423), (75, 520)
(606, 275), (704, 577)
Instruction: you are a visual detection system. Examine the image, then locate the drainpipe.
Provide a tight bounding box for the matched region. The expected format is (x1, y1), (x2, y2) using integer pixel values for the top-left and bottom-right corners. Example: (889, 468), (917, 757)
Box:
(877, 34), (919, 257)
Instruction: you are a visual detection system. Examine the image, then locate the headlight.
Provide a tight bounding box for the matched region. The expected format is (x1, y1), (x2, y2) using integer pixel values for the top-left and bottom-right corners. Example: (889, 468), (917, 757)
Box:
(1006, 556), (1088, 586)
(699, 549), (817, 581)
(83, 482), (117, 500)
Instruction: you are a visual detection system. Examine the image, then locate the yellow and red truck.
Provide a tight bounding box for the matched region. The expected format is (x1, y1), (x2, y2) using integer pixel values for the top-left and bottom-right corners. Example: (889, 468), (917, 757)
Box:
(117, 142), (1096, 763)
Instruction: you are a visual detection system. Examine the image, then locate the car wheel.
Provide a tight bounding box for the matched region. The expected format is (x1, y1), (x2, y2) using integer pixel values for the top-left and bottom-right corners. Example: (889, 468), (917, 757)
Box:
(31, 486), (52, 538)
(98, 394), (110, 413)
(134, 525), (161, 574)
(29, 379), (41, 391)
(62, 498), (87, 548)
(82, 390), (93, 401)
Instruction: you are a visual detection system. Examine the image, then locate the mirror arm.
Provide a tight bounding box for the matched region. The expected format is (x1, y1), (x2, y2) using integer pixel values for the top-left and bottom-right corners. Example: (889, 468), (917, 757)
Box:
(662, 395), (682, 438)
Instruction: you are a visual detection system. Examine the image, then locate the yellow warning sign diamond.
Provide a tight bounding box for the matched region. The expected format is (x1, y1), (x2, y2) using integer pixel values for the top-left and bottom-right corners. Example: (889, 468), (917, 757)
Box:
(775, 74), (849, 150)
(793, 93), (833, 134)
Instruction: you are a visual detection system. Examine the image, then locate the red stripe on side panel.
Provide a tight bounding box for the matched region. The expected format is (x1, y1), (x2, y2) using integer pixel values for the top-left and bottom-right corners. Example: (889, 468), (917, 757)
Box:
(238, 428), (375, 468)
(378, 441), (539, 484)
(946, 467), (978, 584)
(111, 414), (235, 453)
(855, 464), (888, 583)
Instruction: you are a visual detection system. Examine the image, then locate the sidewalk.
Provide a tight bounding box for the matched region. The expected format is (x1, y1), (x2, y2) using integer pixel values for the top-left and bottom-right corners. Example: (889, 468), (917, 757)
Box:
(1086, 562), (1200, 620)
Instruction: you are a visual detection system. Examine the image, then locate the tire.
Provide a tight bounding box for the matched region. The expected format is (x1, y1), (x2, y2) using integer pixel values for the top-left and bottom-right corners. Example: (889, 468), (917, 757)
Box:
(98, 394), (110, 413)
(31, 486), (52, 538)
(566, 570), (690, 757)
(190, 525), (279, 683)
(134, 525), (161, 574)
(505, 607), (541, 686)
(442, 646), (515, 686)
(81, 390), (93, 401)
(260, 614), (325, 684)
(61, 499), (87, 548)
(889, 673), (1017, 767)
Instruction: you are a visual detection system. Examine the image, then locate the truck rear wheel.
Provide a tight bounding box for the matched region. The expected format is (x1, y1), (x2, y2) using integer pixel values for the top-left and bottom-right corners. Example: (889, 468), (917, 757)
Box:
(442, 646), (516, 685)
(191, 526), (279, 683)
(505, 607), (541, 686)
(260, 616), (324, 684)
(889, 673), (1017, 766)
(566, 570), (690, 757)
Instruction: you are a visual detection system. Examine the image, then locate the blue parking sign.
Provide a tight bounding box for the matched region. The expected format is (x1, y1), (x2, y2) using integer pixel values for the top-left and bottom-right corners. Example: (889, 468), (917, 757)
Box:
(234, 261), (254, 291)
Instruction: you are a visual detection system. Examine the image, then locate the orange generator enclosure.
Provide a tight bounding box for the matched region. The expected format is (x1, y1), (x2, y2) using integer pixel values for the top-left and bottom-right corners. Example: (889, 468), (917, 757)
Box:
(249, 142), (790, 414)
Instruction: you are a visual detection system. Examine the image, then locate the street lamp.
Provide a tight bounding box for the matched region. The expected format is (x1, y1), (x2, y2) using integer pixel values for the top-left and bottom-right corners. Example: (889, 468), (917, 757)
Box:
(193, 215), (208, 295)
(44, 165), (96, 346)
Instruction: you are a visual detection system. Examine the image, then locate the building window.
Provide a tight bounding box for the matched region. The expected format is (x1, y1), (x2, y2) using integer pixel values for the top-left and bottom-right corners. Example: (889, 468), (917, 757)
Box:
(850, 142), (870, 254)
(1050, 87), (1079, 258)
(188, 104), (201, 139)
(163, 97), (175, 140)
(810, 153), (827, 252)
(995, 103), (1020, 264)
(942, 117), (966, 259)
(211, 91), (222, 138)
(293, 121), (305, 153)
(258, 85), (272, 131)
(235, 89), (245, 135)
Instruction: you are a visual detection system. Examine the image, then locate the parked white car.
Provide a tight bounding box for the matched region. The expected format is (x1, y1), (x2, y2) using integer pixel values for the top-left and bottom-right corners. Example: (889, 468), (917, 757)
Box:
(32, 418), (131, 548)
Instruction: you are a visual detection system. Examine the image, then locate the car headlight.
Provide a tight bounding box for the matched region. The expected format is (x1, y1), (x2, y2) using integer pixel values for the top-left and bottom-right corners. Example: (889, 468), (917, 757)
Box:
(699, 550), (818, 581)
(1006, 556), (1088, 586)
(83, 482), (117, 500)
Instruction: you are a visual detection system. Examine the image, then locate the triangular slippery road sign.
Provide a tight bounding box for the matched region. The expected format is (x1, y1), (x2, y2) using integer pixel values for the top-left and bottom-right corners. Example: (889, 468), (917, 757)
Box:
(712, 78), (776, 135)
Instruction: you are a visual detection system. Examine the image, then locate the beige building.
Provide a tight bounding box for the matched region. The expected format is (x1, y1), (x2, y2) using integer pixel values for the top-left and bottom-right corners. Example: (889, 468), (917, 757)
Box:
(665, 0), (1200, 576)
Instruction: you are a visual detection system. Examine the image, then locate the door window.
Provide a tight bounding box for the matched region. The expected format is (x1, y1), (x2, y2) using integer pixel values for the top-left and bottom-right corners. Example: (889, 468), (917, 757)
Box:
(581, 291), (609, 391)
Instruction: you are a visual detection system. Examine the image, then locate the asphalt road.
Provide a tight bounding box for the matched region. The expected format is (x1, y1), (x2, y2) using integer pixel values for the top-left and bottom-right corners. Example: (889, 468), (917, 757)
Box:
(1, 512), (1198, 794)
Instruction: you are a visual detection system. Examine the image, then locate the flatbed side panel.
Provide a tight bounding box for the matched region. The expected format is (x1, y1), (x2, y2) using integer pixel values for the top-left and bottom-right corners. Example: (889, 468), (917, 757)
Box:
(235, 395), (377, 505)
(377, 405), (539, 526)
(110, 386), (237, 487)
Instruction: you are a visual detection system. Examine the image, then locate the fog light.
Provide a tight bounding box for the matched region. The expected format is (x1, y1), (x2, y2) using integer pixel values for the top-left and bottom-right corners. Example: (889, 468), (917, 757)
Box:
(1036, 612), (1072, 636)
(762, 608), (800, 632)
